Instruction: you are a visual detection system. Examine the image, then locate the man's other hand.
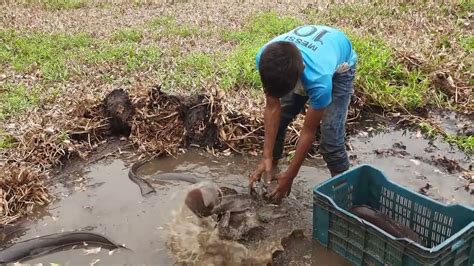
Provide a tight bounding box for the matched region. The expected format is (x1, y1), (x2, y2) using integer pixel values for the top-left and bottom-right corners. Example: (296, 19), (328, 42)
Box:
(248, 158), (274, 191)
(267, 170), (296, 204)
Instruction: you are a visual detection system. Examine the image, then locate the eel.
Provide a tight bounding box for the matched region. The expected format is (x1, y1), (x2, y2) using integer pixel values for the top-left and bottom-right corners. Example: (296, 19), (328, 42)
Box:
(128, 159), (200, 196)
(0, 232), (127, 264)
(349, 205), (422, 244)
(184, 182), (254, 218)
(183, 183), (268, 241)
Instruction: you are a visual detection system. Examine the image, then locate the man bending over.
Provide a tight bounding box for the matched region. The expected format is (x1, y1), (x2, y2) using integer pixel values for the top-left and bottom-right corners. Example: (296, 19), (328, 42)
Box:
(249, 25), (357, 203)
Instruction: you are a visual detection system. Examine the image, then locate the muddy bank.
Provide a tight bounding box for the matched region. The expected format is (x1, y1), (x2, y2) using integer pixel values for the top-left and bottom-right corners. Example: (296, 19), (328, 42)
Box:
(2, 78), (471, 227)
(1, 121), (471, 264)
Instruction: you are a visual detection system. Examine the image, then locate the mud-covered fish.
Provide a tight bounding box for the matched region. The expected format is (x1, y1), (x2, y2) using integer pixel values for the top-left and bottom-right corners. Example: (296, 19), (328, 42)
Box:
(184, 182), (290, 241)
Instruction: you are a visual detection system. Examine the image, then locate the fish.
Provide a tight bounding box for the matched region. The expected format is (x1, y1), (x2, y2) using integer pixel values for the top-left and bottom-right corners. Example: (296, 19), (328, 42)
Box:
(349, 205), (422, 244)
(128, 159), (200, 196)
(0, 231), (128, 264)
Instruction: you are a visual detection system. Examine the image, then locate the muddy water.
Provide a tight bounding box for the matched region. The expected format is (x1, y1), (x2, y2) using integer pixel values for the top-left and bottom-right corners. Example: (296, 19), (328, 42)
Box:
(4, 126), (472, 265)
(5, 151), (347, 265)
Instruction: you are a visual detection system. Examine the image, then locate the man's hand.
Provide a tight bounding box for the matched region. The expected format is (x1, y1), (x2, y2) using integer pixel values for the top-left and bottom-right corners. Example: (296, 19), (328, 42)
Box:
(249, 95), (281, 192)
(249, 158), (273, 191)
(267, 170), (296, 203)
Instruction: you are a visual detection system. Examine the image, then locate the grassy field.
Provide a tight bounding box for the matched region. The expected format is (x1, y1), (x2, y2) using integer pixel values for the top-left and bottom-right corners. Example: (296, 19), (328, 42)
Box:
(1, 0), (472, 152)
(0, 0), (472, 225)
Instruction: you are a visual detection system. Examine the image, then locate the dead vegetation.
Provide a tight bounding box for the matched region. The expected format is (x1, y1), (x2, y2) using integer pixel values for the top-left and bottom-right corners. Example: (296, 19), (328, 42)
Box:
(0, 79), (359, 225)
(0, 166), (49, 225)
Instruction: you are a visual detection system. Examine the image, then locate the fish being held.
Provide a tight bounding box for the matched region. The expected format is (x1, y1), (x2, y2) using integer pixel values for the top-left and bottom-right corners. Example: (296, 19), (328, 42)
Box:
(184, 182), (263, 241)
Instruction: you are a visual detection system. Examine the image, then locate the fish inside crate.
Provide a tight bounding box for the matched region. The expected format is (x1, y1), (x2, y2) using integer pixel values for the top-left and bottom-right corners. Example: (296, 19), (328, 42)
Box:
(312, 164), (474, 266)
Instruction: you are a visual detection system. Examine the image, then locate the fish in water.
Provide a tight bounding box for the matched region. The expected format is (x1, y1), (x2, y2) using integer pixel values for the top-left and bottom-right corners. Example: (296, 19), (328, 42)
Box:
(128, 159), (200, 196)
(184, 182), (270, 241)
(0, 231), (128, 264)
(349, 205), (422, 244)
(214, 194), (263, 241)
(184, 181), (223, 218)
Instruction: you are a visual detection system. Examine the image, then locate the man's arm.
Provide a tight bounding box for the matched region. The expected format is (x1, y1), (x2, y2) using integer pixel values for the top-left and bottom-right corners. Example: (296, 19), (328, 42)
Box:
(267, 106), (324, 202)
(286, 107), (324, 177)
(249, 95), (281, 187)
(262, 96), (281, 162)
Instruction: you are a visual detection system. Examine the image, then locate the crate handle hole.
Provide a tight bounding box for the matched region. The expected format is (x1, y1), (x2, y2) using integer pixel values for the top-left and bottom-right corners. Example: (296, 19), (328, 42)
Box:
(332, 179), (348, 191)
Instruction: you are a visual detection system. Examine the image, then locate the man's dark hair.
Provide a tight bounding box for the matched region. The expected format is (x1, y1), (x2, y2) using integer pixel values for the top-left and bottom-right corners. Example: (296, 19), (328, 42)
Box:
(258, 41), (304, 98)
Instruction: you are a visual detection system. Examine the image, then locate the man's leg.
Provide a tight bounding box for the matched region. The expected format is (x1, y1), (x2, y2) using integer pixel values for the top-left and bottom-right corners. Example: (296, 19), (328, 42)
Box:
(319, 65), (355, 176)
(273, 93), (308, 163)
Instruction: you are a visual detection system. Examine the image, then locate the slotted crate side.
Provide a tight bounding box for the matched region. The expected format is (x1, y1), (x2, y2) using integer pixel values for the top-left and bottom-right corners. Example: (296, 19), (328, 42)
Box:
(315, 197), (406, 266)
(316, 164), (474, 248)
(372, 178), (473, 249)
(314, 193), (474, 266)
(313, 164), (474, 266)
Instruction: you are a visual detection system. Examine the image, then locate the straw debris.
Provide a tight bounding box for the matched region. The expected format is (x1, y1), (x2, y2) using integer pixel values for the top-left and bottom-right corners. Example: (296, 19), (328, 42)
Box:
(0, 165), (50, 225)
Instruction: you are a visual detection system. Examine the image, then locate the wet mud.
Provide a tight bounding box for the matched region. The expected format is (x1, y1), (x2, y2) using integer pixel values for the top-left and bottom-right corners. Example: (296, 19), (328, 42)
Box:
(1, 123), (472, 265)
(428, 109), (474, 137)
(349, 124), (472, 204)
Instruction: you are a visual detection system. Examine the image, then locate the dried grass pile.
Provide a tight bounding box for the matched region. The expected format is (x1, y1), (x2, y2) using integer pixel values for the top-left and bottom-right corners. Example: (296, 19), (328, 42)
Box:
(0, 82), (363, 225)
(0, 165), (49, 225)
(0, 93), (110, 225)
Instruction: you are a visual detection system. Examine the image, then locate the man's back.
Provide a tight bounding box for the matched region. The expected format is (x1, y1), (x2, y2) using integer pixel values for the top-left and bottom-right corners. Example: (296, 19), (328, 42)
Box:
(256, 25), (358, 109)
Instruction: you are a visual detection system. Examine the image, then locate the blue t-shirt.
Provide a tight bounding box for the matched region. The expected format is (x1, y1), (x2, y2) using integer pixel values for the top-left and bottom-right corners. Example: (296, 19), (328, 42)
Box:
(256, 25), (357, 109)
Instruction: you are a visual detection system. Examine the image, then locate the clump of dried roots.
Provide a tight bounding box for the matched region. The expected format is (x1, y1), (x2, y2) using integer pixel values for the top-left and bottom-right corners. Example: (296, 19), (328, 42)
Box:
(0, 165), (50, 225)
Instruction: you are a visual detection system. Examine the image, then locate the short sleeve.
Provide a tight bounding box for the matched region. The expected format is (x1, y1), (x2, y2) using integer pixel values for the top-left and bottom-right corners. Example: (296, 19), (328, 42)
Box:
(306, 74), (333, 110)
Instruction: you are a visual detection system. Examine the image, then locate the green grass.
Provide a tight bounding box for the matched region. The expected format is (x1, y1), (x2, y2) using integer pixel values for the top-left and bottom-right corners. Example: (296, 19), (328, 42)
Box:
(112, 28), (143, 43)
(0, 30), (92, 81)
(0, 134), (16, 149)
(22, 0), (87, 10)
(457, 0), (474, 16)
(150, 13), (301, 90)
(0, 29), (160, 81)
(0, 83), (41, 120)
(162, 52), (214, 90)
(160, 12), (302, 90)
(350, 34), (429, 110)
(458, 35), (473, 53)
(178, 52), (215, 77)
(218, 12), (302, 90)
(148, 16), (175, 28)
(86, 42), (161, 71)
(419, 122), (473, 154)
(148, 15), (200, 38)
(165, 25), (200, 38)
(446, 135), (474, 154)
(220, 42), (262, 89)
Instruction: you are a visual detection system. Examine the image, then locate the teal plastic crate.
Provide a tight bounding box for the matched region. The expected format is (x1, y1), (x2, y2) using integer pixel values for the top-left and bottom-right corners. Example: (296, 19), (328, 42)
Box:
(313, 164), (474, 266)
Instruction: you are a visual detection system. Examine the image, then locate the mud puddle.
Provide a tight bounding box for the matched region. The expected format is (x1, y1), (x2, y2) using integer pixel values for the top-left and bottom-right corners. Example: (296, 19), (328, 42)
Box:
(428, 109), (473, 136)
(3, 125), (472, 265)
(3, 150), (347, 265)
